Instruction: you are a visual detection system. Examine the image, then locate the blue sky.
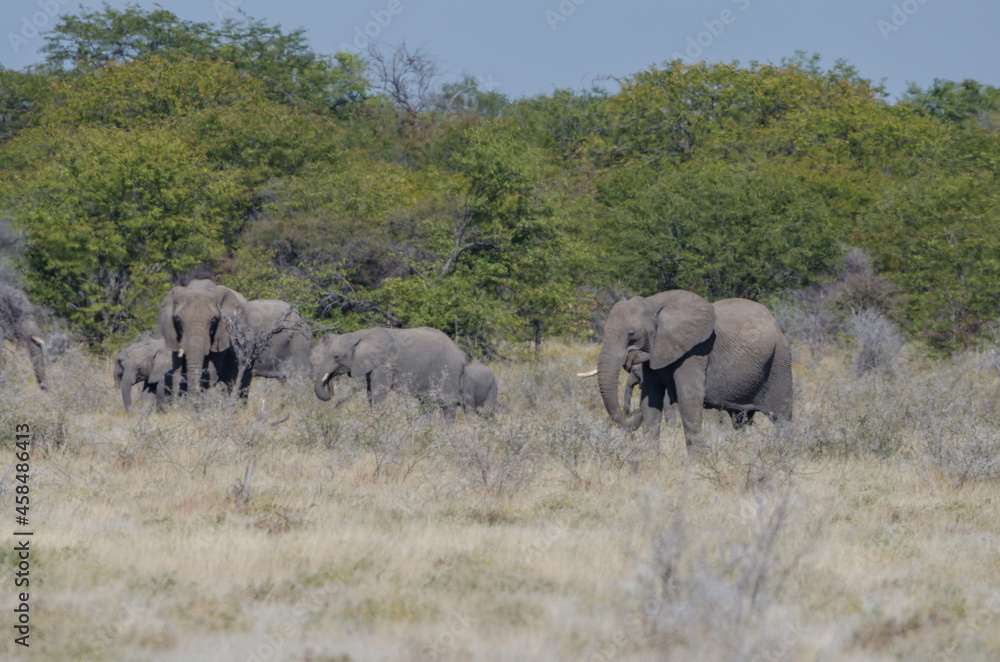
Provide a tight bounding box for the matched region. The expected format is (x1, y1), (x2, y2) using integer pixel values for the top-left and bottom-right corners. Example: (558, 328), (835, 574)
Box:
(4, 0), (999, 101)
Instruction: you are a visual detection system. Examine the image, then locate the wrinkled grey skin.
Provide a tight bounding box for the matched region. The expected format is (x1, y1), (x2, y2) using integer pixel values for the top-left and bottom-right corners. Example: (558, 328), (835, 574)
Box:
(312, 326), (465, 419)
(156, 284), (252, 400)
(0, 283), (47, 389)
(245, 300), (313, 383)
(462, 363), (498, 416)
(597, 291), (792, 452)
(114, 338), (174, 410)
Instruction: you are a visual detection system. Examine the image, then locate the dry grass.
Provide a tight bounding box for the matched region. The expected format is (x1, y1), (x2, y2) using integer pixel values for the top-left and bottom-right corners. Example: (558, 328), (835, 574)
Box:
(1, 340), (1000, 661)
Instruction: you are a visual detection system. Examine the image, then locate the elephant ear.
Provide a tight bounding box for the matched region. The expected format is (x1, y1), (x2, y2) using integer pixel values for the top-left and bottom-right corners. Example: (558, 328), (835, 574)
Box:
(649, 291), (717, 370)
(351, 328), (395, 378)
(212, 287), (249, 353)
(157, 288), (180, 350)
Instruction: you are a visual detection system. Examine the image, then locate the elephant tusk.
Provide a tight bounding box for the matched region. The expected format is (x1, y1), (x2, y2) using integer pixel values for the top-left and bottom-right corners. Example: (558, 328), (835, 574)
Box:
(177, 348), (184, 358)
(30, 335), (45, 347)
(323, 372), (331, 383)
(576, 368), (598, 378)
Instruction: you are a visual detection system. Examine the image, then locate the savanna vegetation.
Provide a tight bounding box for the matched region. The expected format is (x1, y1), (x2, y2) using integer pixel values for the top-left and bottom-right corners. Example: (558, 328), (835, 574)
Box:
(2, 4), (1000, 356)
(2, 4), (1000, 662)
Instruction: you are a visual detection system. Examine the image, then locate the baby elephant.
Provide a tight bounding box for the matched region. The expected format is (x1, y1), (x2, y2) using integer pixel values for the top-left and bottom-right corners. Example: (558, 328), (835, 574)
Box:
(114, 338), (174, 411)
(462, 363), (497, 416)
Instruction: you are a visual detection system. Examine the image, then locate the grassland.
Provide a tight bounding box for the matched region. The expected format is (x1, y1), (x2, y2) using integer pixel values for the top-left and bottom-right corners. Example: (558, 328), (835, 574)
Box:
(1, 341), (999, 661)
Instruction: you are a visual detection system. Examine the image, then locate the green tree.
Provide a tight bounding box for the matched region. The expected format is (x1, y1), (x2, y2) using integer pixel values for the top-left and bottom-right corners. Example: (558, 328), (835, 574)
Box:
(40, 3), (367, 112)
(903, 78), (1000, 127)
(1, 126), (247, 344)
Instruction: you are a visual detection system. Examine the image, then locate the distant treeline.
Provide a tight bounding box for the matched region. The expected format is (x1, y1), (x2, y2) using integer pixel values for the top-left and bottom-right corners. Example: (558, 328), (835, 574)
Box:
(2, 4), (999, 355)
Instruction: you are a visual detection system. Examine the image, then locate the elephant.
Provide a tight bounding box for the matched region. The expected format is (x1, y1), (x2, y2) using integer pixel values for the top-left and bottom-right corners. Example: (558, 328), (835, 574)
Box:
(592, 290), (792, 452)
(0, 283), (47, 389)
(462, 363), (498, 416)
(312, 326), (465, 419)
(156, 283), (253, 399)
(244, 299), (313, 383)
(114, 338), (174, 410)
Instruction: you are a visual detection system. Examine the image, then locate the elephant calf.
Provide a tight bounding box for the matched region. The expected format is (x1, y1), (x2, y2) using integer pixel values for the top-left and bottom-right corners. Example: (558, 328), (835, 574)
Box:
(114, 338), (174, 410)
(312, 326), (466, 419)
(462, 363), (498, 416)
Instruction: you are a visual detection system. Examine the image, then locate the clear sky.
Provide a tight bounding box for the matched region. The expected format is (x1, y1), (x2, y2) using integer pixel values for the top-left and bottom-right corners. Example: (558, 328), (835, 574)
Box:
(3, 0), (999, 101)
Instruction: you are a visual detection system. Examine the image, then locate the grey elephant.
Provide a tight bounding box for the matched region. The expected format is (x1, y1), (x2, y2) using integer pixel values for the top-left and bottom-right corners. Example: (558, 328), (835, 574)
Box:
(156, 283), (253, 399)
(462, 363), (498, 416)
(244, 299), (313, 383)
(312, 326), (465, 419)
(114, 338), (174, 410)
(0, 283), (47, 389)
(593, 290), (792, 452)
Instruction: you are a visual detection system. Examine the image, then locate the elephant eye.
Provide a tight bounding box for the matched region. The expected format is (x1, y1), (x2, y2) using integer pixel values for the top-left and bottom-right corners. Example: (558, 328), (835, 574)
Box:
(627, 328), (637, 340)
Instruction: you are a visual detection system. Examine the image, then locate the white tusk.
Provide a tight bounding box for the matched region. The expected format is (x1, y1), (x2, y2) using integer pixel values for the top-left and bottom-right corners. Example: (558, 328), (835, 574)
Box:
(576, 368), (598, 378)
(30, 335), (45, 347)
(177, 348), (185, 358)
(323, 372), (331, 383)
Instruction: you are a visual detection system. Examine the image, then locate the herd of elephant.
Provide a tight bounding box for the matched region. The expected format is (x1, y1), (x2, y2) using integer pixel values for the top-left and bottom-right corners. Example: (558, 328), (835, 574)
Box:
(3, 279), (792, 453)
(110, 280), (499, 418)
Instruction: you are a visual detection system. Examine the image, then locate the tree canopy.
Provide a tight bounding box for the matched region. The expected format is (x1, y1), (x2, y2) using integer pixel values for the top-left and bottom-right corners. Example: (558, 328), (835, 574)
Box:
(2, 6), (1000, 354)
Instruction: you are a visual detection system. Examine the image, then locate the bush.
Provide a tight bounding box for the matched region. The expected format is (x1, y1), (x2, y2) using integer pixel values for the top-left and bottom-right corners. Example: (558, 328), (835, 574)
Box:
(848, 308), (904, 376)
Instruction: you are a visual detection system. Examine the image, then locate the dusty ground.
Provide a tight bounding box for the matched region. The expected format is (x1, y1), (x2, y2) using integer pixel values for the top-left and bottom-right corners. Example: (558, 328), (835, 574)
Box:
(1, 342), (999, 661)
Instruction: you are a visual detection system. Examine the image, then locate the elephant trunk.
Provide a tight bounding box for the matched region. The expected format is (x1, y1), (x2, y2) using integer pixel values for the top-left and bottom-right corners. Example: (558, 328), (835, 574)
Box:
(181, 338), (211, 393)
(314, 372), (333, 401)
(597, 341), (642, 431)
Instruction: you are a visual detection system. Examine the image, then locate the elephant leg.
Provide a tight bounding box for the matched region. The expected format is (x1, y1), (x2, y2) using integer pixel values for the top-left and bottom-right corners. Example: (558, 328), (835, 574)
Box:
(638, 369), (667, 448)
(237, 367), (253, 401)
(672, 356), (708, 452)
(367, 368), (390, 406)
(440, 398), (458, 423)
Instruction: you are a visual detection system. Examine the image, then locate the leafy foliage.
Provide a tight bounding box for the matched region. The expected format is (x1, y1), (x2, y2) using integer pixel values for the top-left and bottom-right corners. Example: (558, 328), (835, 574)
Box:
(2, 5), (1000, 355)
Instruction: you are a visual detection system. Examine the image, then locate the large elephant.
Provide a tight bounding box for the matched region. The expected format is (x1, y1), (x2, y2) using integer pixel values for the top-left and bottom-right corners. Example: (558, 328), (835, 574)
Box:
(312, 326), (465, 419)
(156, 284), (252, 399)
(244, 300), (313, 382)
(462, 363), (498, 416)
(114, 338), (174, 410)
(594, 291), (792, 451)
(0, 283), (47, 389)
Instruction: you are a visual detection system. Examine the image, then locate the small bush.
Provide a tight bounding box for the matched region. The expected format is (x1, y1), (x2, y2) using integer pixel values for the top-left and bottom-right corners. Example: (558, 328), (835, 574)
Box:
(848, 308), (904, 376)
